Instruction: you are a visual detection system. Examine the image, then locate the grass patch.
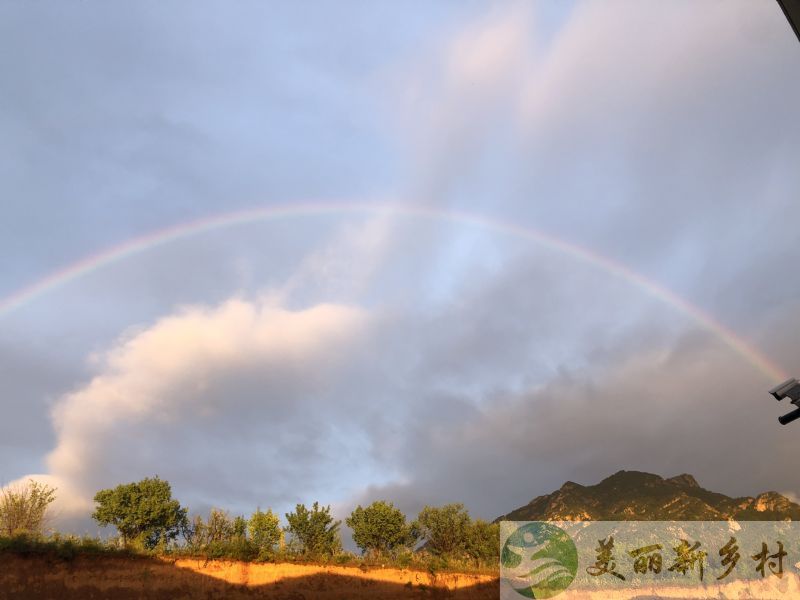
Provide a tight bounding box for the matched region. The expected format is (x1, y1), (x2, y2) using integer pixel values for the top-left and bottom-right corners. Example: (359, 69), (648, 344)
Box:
(0, 533), (134, 560)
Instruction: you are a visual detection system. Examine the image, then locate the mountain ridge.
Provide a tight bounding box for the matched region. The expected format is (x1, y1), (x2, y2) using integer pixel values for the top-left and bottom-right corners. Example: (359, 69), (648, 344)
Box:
(496, 470), (800, 522)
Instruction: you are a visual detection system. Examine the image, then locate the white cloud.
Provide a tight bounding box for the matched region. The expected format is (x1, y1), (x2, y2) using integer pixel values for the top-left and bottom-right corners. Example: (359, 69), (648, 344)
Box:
(33, 298), (369, 522)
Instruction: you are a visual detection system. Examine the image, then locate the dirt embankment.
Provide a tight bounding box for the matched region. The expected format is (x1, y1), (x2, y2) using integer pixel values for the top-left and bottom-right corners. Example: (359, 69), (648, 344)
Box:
(0, 554), (499, 599)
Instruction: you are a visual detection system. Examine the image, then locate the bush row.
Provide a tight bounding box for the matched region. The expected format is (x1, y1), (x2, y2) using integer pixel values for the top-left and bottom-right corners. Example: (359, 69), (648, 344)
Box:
(2, 477), (500, 572)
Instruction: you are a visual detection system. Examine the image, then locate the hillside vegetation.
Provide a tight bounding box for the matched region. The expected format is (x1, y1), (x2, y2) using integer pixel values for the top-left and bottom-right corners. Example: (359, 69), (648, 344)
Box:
(4, 469), (799, 577)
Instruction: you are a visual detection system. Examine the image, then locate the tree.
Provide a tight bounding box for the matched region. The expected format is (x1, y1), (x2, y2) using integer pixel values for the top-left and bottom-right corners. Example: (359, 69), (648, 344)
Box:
(185, 514), (208, 548)
(248, 508), (282, 554)
(413, 503), (472, 556)
(92, 477), (188, 548)
(233, 515), (247, 539)
(185, 509), (237, 548)
(285, 501), (341, 556)
(205, 508), (235, 543)
(183, 509), (255, 560)
(465, 519), (500, 563)
(346, 500), (415, 556)
(0, 479), (57, 537)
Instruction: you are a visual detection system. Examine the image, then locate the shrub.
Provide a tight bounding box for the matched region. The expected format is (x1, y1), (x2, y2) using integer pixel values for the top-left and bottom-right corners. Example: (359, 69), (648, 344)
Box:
(0, 480), (57, 537)
(248, 508), (282, 556)
(205, 508), (235, 544)
(465, 519), (499, 563)
(181, 508), (259, 560)
(346, 500), (416, 557)
(413, 503), (471, 556)
(285, 502), (341, 557)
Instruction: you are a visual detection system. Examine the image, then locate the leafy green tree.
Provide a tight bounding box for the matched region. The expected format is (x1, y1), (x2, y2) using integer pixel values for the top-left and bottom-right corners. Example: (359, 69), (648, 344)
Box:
(91, 477), (188, 548)
(0, 479), (57, 536)
(226, 514), (256, 561)
(248, 508), (282, 554)
(285, 501), (341, 556)
(346, 500), (416, 556)
(233, 515), (248, 539)
(413, 503), (471, 556)
(465, 519), (500, 563)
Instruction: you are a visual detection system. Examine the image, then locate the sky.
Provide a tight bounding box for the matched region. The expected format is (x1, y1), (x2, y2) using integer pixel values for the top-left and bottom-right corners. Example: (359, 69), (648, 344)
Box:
(1, 1), (800, 540)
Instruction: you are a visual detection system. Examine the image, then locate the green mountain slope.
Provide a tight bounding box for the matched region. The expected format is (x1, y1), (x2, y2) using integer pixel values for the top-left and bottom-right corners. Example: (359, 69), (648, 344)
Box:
(496, 470), (800, 521)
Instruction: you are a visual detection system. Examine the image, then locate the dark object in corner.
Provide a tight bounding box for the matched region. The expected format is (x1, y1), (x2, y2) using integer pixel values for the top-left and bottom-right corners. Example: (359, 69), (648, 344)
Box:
(776, 0), (800, 43)
(769, 378), (800, 425)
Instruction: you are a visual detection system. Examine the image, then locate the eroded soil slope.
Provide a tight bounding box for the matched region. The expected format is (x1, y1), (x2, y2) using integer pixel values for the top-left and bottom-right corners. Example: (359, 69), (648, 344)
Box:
(0, 555), (499, 600)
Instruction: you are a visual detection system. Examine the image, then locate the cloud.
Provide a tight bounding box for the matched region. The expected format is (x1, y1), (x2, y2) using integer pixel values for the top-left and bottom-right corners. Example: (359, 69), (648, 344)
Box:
(3, 0), (800, 543)
(34, 298), (369, 523)
(388, 3), (536, 206)
(18, 235), (800, 537)
(278, 214), (395, 305)
(345, 324), (800, 522)
(389, 0), (800, 309)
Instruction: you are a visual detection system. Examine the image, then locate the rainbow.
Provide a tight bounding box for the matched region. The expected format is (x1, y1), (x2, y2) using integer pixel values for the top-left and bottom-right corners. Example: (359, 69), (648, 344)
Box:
(0, 201), (787, 382)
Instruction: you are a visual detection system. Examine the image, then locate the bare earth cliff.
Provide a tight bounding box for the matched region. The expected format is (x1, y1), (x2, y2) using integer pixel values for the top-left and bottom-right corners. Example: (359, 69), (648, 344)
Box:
(0, 555), (498, 600)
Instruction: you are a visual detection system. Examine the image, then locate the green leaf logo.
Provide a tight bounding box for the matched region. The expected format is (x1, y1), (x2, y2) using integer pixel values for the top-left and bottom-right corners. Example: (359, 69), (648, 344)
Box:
(501, 522), (578, 598)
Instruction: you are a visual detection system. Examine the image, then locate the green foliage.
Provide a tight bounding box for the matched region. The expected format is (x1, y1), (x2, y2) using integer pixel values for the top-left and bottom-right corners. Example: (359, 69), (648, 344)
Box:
(6, 473), (499, 572)
(395, 547), (413, 568)
(285, 501), (341, 556)
(233, 515), (247, 538)
(202, 536), (257, 561)
(91, 477), (188, 549)
(464, 519), (499, 562)
(248, 508), (282, 557)
(332, 551), (357, 565)
(346, 500), (416, 556)
(0, 532), (129, 561)
(185, 509), (233, 548)
(413, 503), (472, 556)
(180, 509), (274, 562)
(205, 508), (235, 544)
(0, 479), (57, 537)
(183, 508), (255, 558)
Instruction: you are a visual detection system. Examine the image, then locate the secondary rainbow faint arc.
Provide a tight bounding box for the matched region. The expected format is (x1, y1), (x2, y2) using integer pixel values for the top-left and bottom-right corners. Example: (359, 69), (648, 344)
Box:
(0, 201), (787, 382)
